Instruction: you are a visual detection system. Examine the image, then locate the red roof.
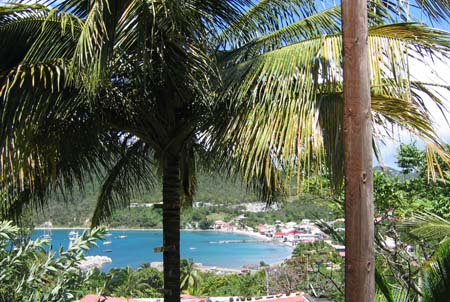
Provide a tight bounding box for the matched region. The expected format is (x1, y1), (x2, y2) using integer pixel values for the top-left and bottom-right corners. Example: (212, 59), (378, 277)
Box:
(260, 295), (308, 302)
(80, 293), (310, 302)
(80, 295), (139, 302)
(80, 294), (210, 302)
(180, 294), (206, 302)
(236, 293), (309, 302)
(275, 230), (299, 236)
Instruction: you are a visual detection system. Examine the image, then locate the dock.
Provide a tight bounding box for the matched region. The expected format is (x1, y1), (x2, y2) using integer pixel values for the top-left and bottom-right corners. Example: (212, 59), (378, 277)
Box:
(209, 239), (271, 244)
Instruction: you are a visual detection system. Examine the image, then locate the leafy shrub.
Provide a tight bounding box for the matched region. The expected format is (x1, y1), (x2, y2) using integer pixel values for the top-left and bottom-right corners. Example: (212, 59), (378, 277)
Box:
(0, 221), (106, 302)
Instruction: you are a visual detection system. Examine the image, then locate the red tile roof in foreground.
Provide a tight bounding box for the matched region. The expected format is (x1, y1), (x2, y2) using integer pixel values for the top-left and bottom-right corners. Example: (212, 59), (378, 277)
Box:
(80, 295), (139, 302)
(257, 294), (308, 302)
(80, 293), (310, 302)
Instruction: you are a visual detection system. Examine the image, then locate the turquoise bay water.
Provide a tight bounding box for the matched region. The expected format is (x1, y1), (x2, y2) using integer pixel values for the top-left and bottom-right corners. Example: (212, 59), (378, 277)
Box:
(32, 230), (292, 271)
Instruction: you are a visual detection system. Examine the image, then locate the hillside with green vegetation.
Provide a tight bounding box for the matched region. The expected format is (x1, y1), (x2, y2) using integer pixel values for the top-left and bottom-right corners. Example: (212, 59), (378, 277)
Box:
(32, 173), (258, 227)
(31, 172), (340, 228)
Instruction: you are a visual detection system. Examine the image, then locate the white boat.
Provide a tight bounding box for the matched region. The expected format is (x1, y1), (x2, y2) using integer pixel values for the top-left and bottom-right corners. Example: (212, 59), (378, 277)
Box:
(68, 230), (78, 241)
(40, 222), (52, 241)
(41, 233), (52, 241)
(103, 241), (112, 245)
(105, 232), (112, 237)
(118, 234), (128, 239)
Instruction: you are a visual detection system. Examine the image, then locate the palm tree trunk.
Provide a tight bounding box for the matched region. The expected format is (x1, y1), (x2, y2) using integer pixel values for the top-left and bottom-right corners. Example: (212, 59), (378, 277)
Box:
(162, 153), (181, 302)
(342, 0), (375, 301)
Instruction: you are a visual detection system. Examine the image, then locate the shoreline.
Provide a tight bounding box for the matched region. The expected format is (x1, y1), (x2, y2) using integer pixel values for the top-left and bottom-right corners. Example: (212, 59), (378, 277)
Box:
(34, 227), (294, 250)
(34, 227), (293, 270)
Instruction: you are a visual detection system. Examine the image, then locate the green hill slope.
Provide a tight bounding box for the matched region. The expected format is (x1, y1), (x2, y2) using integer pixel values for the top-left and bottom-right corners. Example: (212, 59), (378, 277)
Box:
(33, 173), (259, 227)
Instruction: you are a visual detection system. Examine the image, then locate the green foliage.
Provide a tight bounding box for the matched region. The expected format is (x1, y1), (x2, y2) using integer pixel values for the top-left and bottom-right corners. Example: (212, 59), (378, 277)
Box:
(2, 0), (450, 226)
(375, 269), (400, 302)
(372, 143), (450, 300)
(31, 173), (257, 228)
(423, 239), (450, 302)
(0, 221), (106, 302)
(108, 266), (153, 298)
(199, 271), (266, 297)
(375, 143), (450, 218)
(0, 1), (449, 300)
(397, 143), (424, 176)
(28, 174), (338, 229)
(376, 288), (412, 302)
(374, 171), (406, 213)
(275, 241), (344, 300)
(181, 259), (201, 292)
(292, 241), (340, 261)
(405, 211), (450, 243)
(82, 263), (268, 298)
(87, 264), (163, 298)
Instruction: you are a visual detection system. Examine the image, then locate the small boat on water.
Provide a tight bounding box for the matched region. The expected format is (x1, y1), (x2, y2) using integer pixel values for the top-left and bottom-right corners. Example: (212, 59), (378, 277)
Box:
(40, 221), (52, 241)
(105, 232), (112, 237)
(103, 241), (112, 245)
(117, 231), (127, 239)
(102, 249), (113, 253)
(41, 233), (52, 241)
(68, 230), (78, 241)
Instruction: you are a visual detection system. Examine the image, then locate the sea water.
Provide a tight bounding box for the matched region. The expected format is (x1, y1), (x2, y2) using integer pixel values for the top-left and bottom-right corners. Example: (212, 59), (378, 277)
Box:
(32, 230), (292, 271)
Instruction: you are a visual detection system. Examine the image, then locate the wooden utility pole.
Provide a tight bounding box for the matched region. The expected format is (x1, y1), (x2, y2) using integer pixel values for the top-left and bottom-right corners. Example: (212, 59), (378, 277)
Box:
(342, 0), (375, 301)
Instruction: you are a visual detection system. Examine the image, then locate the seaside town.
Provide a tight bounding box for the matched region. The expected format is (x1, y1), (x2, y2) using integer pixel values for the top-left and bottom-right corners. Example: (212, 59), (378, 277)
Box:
(148, 216), (344, 274)
(69, 200), (346, 275)
(72, 215), (342, 269)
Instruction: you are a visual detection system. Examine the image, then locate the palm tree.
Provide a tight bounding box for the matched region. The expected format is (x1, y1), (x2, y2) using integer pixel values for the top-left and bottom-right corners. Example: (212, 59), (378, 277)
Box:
(1, 1), (450, 302)
(180, 258), (201, 293)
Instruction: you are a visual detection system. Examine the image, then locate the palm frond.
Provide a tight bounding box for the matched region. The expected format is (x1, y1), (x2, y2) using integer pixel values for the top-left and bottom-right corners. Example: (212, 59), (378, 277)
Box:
(215, 0), (317, 48)
(403, 211), (450, 243)
(414, 0), (450, 22)
(24, 11), (82, 62)
(180, 142), (197, 208)
(423, 239), (450, 302)
(0, 4), (82, 65)
(92, 139), (156, 226)
(375, 268), (395, 302)
(222, 6), (342, 64)
(376, 288), (412, 302)
(0, 4), (53, 75)
(0, 85), (115, 221)
(0, 125), (114, 222)
(50, 0), (90, 18)
(69, 0), (110, 93)
(216, 23), (449, 191)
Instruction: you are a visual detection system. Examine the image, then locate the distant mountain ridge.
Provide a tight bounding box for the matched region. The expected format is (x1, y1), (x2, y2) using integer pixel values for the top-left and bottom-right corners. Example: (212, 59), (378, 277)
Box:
(374, 165), (417, 179)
